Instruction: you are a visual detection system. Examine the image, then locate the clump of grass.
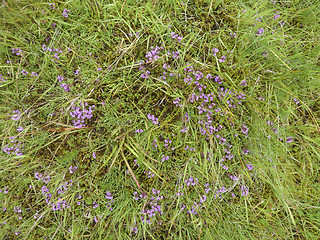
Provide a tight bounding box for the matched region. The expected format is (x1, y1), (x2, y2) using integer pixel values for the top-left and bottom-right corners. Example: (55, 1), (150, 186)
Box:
(1, 0), (320, 239)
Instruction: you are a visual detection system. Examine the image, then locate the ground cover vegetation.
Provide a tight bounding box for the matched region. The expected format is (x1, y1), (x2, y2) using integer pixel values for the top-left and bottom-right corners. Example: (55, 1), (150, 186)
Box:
(0, 0), (320, 239)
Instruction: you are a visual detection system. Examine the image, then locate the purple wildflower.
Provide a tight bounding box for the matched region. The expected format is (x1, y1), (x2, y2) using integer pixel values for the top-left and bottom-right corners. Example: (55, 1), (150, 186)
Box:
(246, 164), (253, 171)
(241, 185), (249, 196)
(219, 56), (226, 62)
(105, 191), (113, 200)
(257, 28), (264, 35)
(293, 98), (300, 105)
(286, 137), (293, 143)
(212, 48), (219, 56)
(240, 80), (247, 87)
(161, 155), (169, 162)
(62, 9), (70, 18)
(12, 48), (22, 56)
(11, 110), (21, 121)
(69, 166), (77, 174)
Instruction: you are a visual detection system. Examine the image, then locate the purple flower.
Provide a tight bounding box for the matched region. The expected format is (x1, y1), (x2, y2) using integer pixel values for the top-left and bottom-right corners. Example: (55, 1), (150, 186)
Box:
(161, 155), (169, 162)
(141, 70), (150, 79)
(274, 11), (280, 20)
(286, 137), (293, 143)
(219, 56), (226, 62)
(293, 98), (300, 105)
(246, 164), (253, 171)
(17, 126), (23, 132)
(11, 110), (21, 121)
(241, 185), (249, 196)
(145, 46), (161, 61)
(57, 75), (64, 82)
(170, 32), (183, 42)
(173, 97), (181, 105)
(62, 9), (70, 18)
(212, 48), (219, 56)
(92, 152), (96, 159)
(12, 48), (22, 56)
(180, 126), (188, 133)
(230, 175), (239, 181)
(240, 80), (247, 87)
(135, 129), (143, 133)
(105, 191), (113, 200)
(60, 83), (71, 92)
(147, 113), (159, 125)
(21, 70), (28, 75)
(69, 166), (77, 174)
(241, 125), (249, 136)
(257, 28), (264, 35)
(200, 195), (207, 203)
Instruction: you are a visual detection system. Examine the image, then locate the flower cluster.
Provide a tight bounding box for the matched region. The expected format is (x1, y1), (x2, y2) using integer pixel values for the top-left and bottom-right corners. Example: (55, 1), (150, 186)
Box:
(229, 32), (237, 38)
(240, 185), (249, 196)
(52, 198), (71, 211)
(69, 165), (77, 174)
(146, 170), (155, 178)
(41, 185), (52, 205)
(187, 194), (208, 215)
(257, 28), (264, 35)
(42, 44), (63, 63)
(11, 48), (22, 56)
(62, 9), (70, 18)
(293, 98), (300, 105)
(147, 113), (159, 125)
(2, 136), (24, 156)
(145, 45), (163, 62)
(0, 187), (9, 194)
(274, 11), (280, 20)
(105, 191), (114, 211)
(11, 110), (21, 121)
(35, 172), (51, 184)
(167, 50), (180, 59)
(0, 74), (7, 82)
(139, 189), (164, 224)
(212, 48), (219, 56)
(170, 32), (183, 42)
(49, 3), (55, 9)
(173, 97), (182, 107)
(57, 75), (71, 92)
(56, 180), (73, 195)
(219, 55), (226, 62)
(69, 101), (95, 128)
(14, 206), (23, 220)
(286, 136), (294, 143)
(161, 155), (169, 162)
(246, 164), (253, 171)
(185, 177), (198, 187)
(140, 70), (150, 79)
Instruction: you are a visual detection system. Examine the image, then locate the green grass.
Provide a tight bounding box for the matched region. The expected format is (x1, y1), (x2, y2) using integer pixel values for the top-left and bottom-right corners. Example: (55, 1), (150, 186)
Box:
(0, 0), (320, 239)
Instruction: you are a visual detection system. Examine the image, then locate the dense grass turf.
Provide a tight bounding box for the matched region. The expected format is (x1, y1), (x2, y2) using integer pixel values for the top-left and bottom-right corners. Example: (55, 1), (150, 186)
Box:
(1, 0), (320, 239)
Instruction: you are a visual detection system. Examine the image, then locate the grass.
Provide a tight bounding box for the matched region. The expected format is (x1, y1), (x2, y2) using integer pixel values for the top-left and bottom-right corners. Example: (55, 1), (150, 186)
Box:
(0, 0), (320, 239)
